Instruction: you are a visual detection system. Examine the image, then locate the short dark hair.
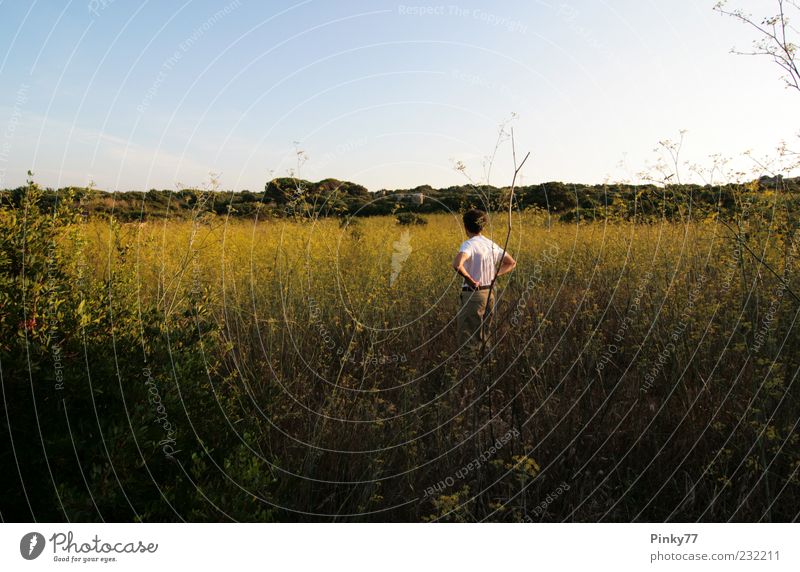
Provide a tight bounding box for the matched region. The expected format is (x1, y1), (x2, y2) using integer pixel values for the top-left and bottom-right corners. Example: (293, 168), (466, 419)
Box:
(463, 209), (488, 234)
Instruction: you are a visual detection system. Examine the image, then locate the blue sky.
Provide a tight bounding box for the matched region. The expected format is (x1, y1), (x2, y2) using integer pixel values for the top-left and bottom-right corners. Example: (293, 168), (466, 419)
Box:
(0, 0), (796, 191)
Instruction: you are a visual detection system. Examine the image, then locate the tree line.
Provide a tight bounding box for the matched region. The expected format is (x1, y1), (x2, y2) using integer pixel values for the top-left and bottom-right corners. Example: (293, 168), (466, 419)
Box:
(0, 174), (796, 222)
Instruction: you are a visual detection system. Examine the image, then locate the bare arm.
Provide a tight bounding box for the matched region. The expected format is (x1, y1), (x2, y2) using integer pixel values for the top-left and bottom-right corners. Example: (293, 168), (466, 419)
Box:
(496, 252), (516, 277)
(452, 252), (479, 288)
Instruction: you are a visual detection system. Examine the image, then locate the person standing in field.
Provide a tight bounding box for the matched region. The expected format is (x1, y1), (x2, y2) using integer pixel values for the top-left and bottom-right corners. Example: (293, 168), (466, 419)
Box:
(452, 209), (517, 354)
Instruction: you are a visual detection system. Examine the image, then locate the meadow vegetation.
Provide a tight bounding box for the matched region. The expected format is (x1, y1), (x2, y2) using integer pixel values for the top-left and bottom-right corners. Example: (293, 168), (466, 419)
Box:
(1, 175), (798, 521)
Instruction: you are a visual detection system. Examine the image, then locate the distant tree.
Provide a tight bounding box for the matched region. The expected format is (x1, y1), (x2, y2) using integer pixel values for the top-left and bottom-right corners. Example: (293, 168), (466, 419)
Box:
(264, 177), (309, 204)
(318, 178), (368, 197)
(238, 190), (257, 202)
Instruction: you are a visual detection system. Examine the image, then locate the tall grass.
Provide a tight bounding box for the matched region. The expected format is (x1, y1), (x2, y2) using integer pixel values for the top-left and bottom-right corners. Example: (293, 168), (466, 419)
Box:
(1, 184), (798, 521)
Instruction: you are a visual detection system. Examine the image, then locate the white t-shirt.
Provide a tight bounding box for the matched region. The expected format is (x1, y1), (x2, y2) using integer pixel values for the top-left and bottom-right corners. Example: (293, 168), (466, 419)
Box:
(458, 235), (504, 287)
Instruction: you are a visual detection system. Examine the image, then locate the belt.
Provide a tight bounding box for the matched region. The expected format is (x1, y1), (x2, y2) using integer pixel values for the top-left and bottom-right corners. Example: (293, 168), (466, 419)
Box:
(462, 284), (492, 291)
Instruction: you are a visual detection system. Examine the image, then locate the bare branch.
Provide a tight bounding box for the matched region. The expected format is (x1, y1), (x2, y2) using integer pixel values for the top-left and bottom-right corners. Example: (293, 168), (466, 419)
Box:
(479, 128), (531, 358)
(716, 0), (800, 92)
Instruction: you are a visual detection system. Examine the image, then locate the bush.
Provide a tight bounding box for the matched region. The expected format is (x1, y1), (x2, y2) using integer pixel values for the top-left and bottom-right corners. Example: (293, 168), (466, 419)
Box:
(396, 212), (427, 225)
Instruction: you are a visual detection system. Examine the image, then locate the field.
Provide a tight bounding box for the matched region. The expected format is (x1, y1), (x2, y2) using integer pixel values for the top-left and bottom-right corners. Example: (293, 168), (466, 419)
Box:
(1, 185), (799, 522)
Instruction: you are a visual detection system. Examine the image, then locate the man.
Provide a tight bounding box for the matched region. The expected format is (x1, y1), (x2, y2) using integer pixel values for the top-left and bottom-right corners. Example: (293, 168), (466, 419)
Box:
(452, 209), (516, 354)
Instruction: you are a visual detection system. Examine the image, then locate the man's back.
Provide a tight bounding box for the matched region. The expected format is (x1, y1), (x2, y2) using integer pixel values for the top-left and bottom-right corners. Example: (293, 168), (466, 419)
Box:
(458, 235), (503, 287)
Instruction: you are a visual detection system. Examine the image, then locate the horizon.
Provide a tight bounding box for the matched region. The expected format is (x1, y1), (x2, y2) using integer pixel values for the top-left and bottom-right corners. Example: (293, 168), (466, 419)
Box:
(6, 170), (795, 195)
(0, 1), (797, 192)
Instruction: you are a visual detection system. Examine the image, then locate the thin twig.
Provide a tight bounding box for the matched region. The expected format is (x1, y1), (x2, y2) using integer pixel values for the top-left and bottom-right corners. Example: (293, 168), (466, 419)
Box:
(718, 217), (800, 302)
(479, 129), (531, 358)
